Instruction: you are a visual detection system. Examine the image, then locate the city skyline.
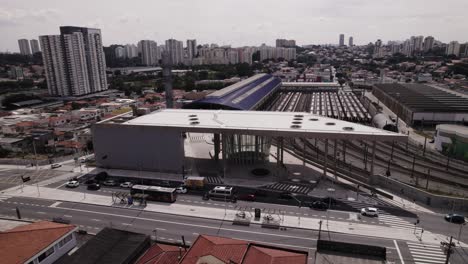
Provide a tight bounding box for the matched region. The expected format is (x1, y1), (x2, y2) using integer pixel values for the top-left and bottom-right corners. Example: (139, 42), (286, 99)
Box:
(1, 0), (468, 52)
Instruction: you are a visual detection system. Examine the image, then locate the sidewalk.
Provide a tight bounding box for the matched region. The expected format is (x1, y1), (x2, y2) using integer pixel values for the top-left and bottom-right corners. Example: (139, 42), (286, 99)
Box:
(2, 185), (463, 247)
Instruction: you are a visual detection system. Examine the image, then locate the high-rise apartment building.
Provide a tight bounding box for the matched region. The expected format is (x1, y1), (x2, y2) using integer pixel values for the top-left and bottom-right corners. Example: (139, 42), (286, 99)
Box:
(18, 39), (31, 55)
(39, 26), (107, 97)
(339, 34), (345, 46)
(348, 37), (353, 47)
(423, 36), (435, 52)
(413, 36), (424, 52)
(140, 40), (158, 66)
(165, 39), (184, 65)
(276, 39), (296, 47)
(187, 39), (197, 60)
(446, 41), (460, 56)
(115, 46), (125, 59)
(459, 43), (468, 58)
(124, 44), (138, 58)
(30, 39), (40, 54)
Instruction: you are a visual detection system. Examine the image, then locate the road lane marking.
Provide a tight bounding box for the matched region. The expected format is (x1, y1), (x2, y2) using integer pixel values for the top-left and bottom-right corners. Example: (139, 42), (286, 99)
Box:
(50, 202), (62, 208)
(51, 206), (318, 242)
(393, 240), (405, 264)
(64, 215), (72, 218)
(91, 219), (101, 222)
(156, 228), (166, 231)
(121, 223), (132, 226)
(37, 212), (46, 214)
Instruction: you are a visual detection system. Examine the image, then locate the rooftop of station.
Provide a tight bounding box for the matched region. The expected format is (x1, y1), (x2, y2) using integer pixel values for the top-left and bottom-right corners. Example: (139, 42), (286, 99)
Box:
(116, 109), (406, 141)
(184, 74), (281, 110)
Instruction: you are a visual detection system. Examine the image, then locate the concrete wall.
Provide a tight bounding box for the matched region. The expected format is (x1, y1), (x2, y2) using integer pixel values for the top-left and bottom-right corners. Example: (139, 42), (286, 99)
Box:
(93, 124), (185, 173)
(375, 174), (468, 212)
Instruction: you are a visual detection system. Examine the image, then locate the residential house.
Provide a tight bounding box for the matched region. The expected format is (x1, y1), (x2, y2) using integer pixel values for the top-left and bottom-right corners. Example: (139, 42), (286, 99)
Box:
(0, 221), (78, 264)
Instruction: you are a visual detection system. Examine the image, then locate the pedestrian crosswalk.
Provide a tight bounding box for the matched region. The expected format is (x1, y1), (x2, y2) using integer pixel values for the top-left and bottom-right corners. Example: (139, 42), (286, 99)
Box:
(206, 176), (223, 184)
(407, 242), (447, 264)
(378, 214), (416, 230)
(263, 182), (311, 194)
(0, 196), (9, 202)
(342, 198), (416, 229)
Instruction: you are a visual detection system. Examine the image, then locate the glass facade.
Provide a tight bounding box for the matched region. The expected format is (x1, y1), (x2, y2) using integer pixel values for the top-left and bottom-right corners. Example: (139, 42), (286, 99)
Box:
(223, 134), (271, 164)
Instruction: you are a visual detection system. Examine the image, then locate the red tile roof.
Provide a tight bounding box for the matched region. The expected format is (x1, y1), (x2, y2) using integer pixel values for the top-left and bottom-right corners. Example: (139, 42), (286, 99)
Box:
(242, 245), (307, 264)
(180, 235), (248, 264)
(0, 221), (76, 264)
(136, 243), (181, 264)
(179, 235), (307, 264)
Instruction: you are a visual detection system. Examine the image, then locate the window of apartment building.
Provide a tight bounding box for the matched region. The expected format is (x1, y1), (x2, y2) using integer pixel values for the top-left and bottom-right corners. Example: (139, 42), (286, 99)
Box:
(38, 246), (55, 262)
(58, 234), (73, 248)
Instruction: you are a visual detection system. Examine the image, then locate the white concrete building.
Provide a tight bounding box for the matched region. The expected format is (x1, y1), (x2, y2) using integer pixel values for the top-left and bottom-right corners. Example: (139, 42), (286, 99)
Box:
(187, 39), (197, 60)
(124, 44), (138, 58)
(115, 46), (125, 58)
(339, 34), (345, 46)
(140, 40), (158, 66)
(30, 39), (41, 54)
(423, 36), (435, 52)
(40, 26), (108, 97)
(446, 41), (461, 56)
(165, 39), (184, 65)
(18, 39), (31, 55)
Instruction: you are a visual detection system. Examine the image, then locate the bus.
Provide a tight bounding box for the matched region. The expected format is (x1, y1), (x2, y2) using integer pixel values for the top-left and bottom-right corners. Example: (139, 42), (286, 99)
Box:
(130, 185), (177, 203)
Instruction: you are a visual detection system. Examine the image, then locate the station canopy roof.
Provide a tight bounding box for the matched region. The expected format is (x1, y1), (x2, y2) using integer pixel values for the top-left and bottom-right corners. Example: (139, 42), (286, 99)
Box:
(184, 74), (281, 110)
(120, 109), (406, 141)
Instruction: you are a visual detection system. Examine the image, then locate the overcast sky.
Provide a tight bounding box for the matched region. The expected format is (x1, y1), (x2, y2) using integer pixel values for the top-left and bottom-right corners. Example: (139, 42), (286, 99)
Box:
(1, 0), (468, 52)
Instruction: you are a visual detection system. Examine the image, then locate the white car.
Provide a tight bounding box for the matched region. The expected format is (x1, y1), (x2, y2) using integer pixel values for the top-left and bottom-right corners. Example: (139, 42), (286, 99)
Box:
(51, 163), (62, 169)
(120, 182), (133, 188)
(361, 207), (379, 217)
(176, 186), (187, 194)
(66, 180), (79, 188)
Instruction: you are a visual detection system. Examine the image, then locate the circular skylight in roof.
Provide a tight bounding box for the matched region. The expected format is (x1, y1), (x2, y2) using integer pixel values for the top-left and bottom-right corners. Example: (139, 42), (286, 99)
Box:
(190, 121), (200, 125)
(294, 114), (304, 118)
(189, 118), (199, 121)
(188, 114), (197, 118)
(309, 118), (319, 121)
(343, 126), (354, 131)
(290, 125), (301, 129)
(325, 122), (336, 126)
(292, 121), (302, 125)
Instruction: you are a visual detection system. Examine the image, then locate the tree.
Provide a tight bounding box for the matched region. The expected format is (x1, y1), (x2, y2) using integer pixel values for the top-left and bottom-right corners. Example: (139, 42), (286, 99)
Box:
(252, 51), (260, 62)
(198, 70), (209, 80)
(236, 63), (253, 77)
(71, 102), (82, 110)
(0, 147), (10, 158)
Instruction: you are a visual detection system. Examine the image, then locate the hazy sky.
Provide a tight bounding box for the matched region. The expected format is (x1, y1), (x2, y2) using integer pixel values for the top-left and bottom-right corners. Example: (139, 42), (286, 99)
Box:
(1, 0), (468, 52)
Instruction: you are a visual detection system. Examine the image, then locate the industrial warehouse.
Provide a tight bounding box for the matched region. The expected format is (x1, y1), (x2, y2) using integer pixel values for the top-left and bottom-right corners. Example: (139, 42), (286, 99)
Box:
(373, 83), (468, 126)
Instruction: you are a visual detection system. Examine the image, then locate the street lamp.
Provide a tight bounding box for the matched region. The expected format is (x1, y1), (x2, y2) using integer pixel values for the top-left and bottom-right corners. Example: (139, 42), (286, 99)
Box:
(32, 137), (39, 170)
(326, 188), (335, 227)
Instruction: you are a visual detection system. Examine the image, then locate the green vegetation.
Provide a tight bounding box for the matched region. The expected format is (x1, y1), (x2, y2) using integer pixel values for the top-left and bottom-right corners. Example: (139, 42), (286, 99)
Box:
(1, 93), (40, 106)
(0, 53), (43, 65)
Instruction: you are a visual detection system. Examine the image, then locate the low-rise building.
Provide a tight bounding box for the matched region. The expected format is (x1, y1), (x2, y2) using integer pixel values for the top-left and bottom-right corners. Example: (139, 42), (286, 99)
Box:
(0, 221), (77, 264)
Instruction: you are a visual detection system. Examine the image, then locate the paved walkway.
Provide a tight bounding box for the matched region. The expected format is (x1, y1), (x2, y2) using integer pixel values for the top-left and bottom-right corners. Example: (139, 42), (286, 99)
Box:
(2, 185), (463, 247)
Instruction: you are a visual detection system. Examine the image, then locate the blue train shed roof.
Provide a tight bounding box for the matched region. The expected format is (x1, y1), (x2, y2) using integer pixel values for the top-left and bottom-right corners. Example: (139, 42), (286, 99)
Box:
(184, 74), (281, 110)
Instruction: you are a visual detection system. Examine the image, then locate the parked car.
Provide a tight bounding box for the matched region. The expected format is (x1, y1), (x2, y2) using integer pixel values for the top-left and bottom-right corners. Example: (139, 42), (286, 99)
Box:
(87, 183), (101, 190)
(361, 207), (379, 217)
(120, 182), (133, 188)
(176, 186), (188, 194)
(309, 201), (328, 210)
(51, 163), (62, 169)
(445, 214), (466, 224)
(209, 186), (234, 199)
(52, 217), (71, 224)
(279, 192), (294, 200)
(254, 189), (268, 197)
(66, 180), (79, 188)
(103, 180), (117, 186)
(85, 179), (97, 185)
(159, 180), (171, 187)
(238, 193), (256, 201)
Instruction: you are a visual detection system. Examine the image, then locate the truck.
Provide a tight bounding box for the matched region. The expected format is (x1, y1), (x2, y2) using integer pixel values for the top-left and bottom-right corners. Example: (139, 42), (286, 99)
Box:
(184, 176), (206, 189)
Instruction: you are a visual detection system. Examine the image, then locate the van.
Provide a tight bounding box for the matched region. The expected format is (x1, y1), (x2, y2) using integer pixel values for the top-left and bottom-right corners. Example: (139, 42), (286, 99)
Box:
(209, 186), (234, 199)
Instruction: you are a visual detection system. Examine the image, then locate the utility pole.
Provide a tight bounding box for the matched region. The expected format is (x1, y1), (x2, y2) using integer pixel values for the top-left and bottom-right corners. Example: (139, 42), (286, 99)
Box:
(426, 169), (430, 190)
(411, 156), (416, 179)
(423, 137), (427, 156)
(445, 236), (453, 264)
